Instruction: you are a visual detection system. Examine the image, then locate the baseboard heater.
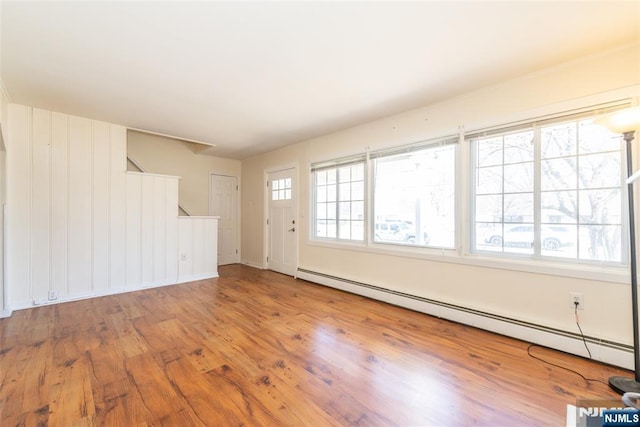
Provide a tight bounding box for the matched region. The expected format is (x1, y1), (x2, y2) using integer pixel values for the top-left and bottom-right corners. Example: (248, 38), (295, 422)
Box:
(296, 268), (634, 370)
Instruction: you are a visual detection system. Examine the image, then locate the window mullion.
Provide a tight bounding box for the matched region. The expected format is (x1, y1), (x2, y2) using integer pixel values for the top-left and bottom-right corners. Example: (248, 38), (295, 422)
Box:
(533, 127), (542, 255)
(575, 127), (581, 259)
(501, 137), (505, 253)
(468, 140), (477, 253)
(335, 180), (340, 238)
(365, 151), (371, 246)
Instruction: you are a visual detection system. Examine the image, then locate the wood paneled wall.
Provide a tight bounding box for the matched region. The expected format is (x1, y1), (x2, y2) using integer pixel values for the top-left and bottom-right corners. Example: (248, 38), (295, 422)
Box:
(5, 104), (218, 311)
(125, 172), (179, 288)
(178, 217), (218, 283)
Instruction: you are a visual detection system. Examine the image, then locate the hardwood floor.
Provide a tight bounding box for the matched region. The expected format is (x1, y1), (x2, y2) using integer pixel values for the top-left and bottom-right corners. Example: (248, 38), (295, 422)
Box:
(0, 264), (631, 426)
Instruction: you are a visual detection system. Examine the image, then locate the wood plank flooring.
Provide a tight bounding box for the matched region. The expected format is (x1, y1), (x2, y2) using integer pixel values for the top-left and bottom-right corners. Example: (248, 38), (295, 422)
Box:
(0, 264), (631, 426)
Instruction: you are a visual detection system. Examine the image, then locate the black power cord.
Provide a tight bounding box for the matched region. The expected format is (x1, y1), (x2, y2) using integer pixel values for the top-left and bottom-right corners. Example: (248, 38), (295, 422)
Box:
(527, 344), (608, 386)
(526, 302), (607, 387)
(574, 302), (592, 359)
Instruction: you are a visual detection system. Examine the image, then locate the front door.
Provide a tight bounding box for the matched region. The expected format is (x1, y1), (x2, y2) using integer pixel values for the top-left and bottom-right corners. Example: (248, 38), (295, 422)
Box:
(267, 168), (296, 276)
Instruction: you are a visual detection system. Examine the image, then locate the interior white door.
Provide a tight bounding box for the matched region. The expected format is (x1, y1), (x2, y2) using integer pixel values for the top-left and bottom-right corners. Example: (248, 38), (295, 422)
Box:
(267, 168), (297, 276)
(209, 174), (239, 265)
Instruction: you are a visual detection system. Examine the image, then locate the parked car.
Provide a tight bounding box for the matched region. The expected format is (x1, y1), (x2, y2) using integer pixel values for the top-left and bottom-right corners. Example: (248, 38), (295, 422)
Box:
(375, 221), (430, 245)
(484, 224), (574, 250)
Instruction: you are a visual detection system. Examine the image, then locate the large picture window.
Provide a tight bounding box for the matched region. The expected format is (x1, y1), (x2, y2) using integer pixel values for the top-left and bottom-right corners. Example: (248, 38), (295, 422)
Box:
(372, 139), (457, 248)
(309, 102), (627, 273)
(471, 113), (624, 263)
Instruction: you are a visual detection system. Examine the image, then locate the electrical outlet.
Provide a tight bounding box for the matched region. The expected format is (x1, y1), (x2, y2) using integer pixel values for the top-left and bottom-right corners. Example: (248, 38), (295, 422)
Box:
(570, 292), (584, 310)
(48, 290), (58, 301)
(180, 253), (187, 262)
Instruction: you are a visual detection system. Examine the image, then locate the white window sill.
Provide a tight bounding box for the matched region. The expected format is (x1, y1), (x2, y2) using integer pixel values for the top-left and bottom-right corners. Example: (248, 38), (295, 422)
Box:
(306, 238), (629, 284)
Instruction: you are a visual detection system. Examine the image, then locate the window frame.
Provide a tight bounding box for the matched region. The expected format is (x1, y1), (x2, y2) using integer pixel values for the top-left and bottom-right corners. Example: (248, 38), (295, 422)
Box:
(310, 155), (366, 243)
(468, 105), (629, 266)
(306, 98), (633, 283)
(370, 136), (458, 250)
(309, 135), (459, 249)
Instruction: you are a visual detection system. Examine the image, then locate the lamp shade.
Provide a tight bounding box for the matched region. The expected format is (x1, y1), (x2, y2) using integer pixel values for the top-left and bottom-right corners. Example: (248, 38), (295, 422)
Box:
(595, 107), (640, 134)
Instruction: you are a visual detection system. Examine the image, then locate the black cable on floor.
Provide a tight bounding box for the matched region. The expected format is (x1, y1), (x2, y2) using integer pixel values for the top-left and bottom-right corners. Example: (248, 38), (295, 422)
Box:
(526, 343), (608, 386)
(526, 306), (608, 386)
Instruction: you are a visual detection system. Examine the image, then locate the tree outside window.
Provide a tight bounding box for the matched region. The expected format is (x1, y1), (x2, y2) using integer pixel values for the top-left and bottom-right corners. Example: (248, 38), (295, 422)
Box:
(472, 116), (623, 263)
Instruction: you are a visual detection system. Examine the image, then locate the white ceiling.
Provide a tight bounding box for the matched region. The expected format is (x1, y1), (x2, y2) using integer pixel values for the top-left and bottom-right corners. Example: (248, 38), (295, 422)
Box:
(1, 1), (639, 159)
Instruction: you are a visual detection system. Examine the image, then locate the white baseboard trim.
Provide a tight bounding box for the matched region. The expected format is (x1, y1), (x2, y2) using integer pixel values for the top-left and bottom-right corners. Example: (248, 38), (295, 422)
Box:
(241, 259), (264, 269)
(297, 268), (634, 370)
(0, 308), (12, 318)
(4, 274), (218, 314)
(176, 272), (219, 284)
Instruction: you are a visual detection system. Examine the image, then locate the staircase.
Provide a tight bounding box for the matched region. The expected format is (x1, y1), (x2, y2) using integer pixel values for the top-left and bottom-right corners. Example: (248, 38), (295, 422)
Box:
(127, 156), (191, 216)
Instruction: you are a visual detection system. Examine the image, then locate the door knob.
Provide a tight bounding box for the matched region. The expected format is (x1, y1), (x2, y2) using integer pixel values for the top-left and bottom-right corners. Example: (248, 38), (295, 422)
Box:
(288, 227), (296, 232)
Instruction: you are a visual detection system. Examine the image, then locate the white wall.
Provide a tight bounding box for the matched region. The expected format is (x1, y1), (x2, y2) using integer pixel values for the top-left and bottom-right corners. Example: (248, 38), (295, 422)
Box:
(127, 130), (241, 216)
(5, 105), (218, 310)
(125, 172), (179, 289)
(0, 0), (5, 317)
(6, 105), (128, 306)
(178, 217), (219, 283)
(0, 89), (5, 318)
(241, 43), (640, 367)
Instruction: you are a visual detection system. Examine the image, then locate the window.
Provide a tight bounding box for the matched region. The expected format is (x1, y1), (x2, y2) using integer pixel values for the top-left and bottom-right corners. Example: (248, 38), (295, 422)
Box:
(471, 112), (624, 263)
(312, 158), (365, 241)
(372, 139), (457, 248)
(308, 102), (626, 272)
(271, 177), (291, 200)
(311, 139), (457, 247)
